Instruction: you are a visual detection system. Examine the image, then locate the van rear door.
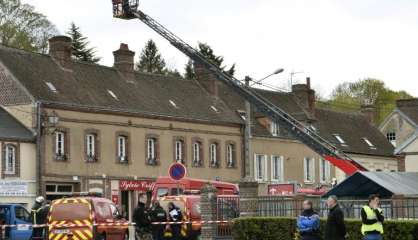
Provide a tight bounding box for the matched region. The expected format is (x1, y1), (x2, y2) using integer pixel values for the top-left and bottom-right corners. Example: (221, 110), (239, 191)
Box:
(48, 199), (93, 240)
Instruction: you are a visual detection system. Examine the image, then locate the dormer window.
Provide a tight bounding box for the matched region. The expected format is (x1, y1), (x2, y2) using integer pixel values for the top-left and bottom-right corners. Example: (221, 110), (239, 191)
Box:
(363, 138), (376, 149)
(237, 110), (246, 121)
(45, 82), (58, 93)
(211, 106), (219, 113)
(169, 100), (179, 109)
(108, 90), (119, 100)
(271, 122), (279, 136)
(334, 134), (346, 145)
(386, 132), (396, 146)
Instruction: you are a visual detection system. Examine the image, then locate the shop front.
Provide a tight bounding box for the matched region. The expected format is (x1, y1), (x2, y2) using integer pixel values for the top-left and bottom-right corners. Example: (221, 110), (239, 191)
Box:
(0, 180), (36, 208)
(110, 179), (154, 221)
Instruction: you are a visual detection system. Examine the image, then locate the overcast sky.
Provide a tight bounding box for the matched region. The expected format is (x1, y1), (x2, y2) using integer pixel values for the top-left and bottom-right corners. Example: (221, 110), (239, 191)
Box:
(22, 0), (418, 98)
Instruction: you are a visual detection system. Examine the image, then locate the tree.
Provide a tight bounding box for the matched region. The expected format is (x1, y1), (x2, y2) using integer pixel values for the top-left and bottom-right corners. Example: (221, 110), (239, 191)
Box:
(137, 39), (167, 74)
(322, 78), (412, 124)
(185, 42), (236, 79)
(0, 0), (58, 53)
(66, 22), (100, 63)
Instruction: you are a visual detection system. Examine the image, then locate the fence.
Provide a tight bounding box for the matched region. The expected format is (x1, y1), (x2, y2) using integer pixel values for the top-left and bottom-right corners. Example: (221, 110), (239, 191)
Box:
(215, 195), (239, 239)
(257, 195), (418, 220)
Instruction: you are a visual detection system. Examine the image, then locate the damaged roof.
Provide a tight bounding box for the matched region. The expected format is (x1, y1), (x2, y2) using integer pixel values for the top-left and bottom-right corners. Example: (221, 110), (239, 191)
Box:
(0, 45), (242, 125)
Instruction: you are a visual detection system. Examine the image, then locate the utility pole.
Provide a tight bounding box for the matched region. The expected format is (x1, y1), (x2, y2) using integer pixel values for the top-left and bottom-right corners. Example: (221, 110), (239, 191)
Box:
(244, 76), (253, 180)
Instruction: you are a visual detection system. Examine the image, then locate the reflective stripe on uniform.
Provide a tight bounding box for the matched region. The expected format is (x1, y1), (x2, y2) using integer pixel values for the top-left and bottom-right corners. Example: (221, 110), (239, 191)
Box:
(361, 205), (384, 235)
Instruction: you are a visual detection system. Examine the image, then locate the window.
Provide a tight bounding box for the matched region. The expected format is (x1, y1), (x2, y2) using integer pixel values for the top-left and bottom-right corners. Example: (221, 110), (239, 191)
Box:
(4, 145), (16, 174)
(210, 143), (219, 167)
(86, 134), (97, 161)
(226, 144), (235, 168)
(386, 132), (396, 146)
(271, 122), (280, 136)
(107, 90), (118, 100)
(210, 106), (219, 113)
(333, 134), (346, 145)
(15, 206), (30, 222)
(255, 154), (267, 181)
(174, 139), (184, 163)
(147, 137), (157, 164)
(45, 82), (57, 93)
(169, 100), (179, 109)
(193, 141), (202, 166)
(55, 131), (66, 160)
(320, 158), (331, 183)
(271, 155), (283, 182)
(304, 157), (315, 183)
(117, 135), (127, 162)
(363, 138), (376, 149)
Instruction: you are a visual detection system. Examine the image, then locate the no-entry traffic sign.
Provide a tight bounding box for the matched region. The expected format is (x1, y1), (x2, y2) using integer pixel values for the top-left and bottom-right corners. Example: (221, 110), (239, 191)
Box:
(169, 163), (187, 181)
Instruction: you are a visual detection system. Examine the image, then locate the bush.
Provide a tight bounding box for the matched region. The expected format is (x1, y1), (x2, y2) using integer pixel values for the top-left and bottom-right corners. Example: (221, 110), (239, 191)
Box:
(232, 217), (418, 240)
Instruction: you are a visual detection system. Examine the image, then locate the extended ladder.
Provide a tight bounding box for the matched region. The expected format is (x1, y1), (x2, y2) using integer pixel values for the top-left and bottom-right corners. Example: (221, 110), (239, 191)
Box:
(112, 1), (367, 174)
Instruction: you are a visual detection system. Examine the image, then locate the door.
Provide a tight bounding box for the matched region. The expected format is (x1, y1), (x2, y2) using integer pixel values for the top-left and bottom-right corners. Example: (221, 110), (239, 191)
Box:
(11, 206), (32, 240)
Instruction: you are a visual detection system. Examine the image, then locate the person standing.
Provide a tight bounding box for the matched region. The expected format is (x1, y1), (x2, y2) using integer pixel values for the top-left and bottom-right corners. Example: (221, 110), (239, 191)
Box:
(297, 200), (320, 240)
(361, 194), (384, 240)
(30, 196), (46, 240)
(132, 201), (151, 238)
(150, 201), (167, 240)
(325, 195), (347, 240)
(168, 202), (183, 240)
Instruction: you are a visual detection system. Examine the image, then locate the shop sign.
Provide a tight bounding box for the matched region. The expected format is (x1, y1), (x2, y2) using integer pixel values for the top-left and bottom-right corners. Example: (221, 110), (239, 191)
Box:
(268, 183), (296, 196)
(0, 181), (28, 196)
(119, 180), (154, 191)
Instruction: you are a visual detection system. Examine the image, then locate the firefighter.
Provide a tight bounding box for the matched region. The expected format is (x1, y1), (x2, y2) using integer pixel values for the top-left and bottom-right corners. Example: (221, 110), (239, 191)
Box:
(167, 202), (183, 240)
(150, 201), (167, 240)
(132, 201), (151, 238)
(361, 194), (384, 240)
(31, 196), (47, 240)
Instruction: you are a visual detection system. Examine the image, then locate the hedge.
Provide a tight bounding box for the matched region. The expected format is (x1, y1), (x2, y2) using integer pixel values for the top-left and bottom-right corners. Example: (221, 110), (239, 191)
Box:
(232, 217), (418, 240)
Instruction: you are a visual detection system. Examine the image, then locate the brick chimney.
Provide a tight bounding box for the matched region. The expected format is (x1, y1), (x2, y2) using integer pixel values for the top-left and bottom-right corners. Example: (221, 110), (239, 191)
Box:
(396, 98), (418, 108)
(195, 62), (219, 98)
(292, 77), (315, 114)
(113, 43), (135, 73)
(360, 104), (377, 125)
(49, 36), (72, 67)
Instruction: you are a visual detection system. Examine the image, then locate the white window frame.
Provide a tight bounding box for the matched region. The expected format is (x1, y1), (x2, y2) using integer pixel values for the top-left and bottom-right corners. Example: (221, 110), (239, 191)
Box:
(175, 140), (183, 162)
(227, 144), (235, 167)
(303, 157), (315, 183)
(254, 154), (268, 182)
(210, 143), (218, 166)
(4, 145), (16, 174)
(271, 122), (280, 136)
(147, 138), (156, 160)
(118, 136), (127, 162)
(319, 158), (331, 183)
(271, 155), (284, 182)
(86, 134), (96, 158)
(193, 142), (201, 164)
(386, 131), (396, 146)
(55, 131), (65, 156)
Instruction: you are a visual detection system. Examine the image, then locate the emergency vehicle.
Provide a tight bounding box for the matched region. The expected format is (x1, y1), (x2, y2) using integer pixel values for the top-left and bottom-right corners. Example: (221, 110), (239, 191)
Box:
(48, 195), (129, 240)
(152, 177), (239, 200)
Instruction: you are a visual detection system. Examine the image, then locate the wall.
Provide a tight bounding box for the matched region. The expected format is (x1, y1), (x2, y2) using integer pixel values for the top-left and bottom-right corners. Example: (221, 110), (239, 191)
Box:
(42, 108), (243, 185)
(250, 137), (336, 194)
(350, 153), (398, 172)
(2, 104), (35, 131)
(0, 141), (37, 207)
(403, 138), (418, 172)
(380, 112), (416, 147)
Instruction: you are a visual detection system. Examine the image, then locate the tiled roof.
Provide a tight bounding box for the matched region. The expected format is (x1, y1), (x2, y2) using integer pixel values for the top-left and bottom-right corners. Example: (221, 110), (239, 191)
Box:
(0, 45), (242, 125)
(0, 107), (34, 141)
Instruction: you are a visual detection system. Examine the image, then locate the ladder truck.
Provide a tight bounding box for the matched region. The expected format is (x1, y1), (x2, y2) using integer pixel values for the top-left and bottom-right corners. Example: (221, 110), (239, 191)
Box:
(111, 0), (367, 175)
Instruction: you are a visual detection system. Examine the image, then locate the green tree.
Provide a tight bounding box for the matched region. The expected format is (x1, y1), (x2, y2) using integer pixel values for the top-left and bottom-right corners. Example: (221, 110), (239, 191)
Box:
(137, 39), (167, 74)
(66, 22), (100, 63)
(322, 78), (412, 124)
(0, 0), (58, 53)
(185, 42), (236, 79)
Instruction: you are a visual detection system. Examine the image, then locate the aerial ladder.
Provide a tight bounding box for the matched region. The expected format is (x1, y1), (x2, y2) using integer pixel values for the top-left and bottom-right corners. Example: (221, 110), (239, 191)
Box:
(111, 0), (367, 175)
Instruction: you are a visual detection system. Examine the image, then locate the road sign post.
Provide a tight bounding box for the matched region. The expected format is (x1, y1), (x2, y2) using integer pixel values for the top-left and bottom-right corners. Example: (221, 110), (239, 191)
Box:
(168, 163), (187, 195)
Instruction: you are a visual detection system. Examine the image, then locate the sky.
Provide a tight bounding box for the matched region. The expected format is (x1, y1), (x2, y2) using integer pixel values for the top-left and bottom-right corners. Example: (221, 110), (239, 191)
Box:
(22, 0), (418, 98)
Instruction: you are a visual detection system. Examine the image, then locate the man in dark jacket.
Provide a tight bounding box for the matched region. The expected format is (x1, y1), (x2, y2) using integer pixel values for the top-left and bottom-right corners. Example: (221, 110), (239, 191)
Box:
(150, 201), (167, 240)
(31, 196), (48, 240)
(132, 201), (151, 236)
(325, 195), (347, 240)
(297, 200), (320, 240)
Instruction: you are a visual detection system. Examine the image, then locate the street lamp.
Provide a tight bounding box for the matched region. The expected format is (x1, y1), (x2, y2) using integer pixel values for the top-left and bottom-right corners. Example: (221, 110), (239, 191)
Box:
(250, 68), (284, 86)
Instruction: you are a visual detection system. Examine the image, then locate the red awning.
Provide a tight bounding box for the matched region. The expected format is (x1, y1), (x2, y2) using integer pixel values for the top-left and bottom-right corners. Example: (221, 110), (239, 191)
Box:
(324, 155), (367, 175)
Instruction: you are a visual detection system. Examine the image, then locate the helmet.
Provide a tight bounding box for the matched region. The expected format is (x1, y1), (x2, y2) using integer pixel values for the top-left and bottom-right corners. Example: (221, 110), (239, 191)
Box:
(35, 196), (45, 203)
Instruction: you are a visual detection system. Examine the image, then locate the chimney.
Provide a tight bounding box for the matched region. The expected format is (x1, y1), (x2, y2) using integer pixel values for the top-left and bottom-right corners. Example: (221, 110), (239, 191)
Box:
(360, 104), (377, 125)
(292, 77), (315, 114)
(113, 43), (135, 73)
(396, 98), (418, 108)
(195, 62), (218, 97)
(49, 36), (72, 67)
